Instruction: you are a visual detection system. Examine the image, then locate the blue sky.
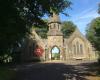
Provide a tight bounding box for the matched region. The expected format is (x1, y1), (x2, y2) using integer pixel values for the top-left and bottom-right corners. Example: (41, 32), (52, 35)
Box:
(51, 47), (59, 54)
(43, 0), (100, 35)
(60, 0), (100, 35)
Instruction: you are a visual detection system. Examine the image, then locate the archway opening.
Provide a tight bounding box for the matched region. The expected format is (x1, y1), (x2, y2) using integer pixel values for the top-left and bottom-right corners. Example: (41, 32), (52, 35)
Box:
(51, 46), (60, 60)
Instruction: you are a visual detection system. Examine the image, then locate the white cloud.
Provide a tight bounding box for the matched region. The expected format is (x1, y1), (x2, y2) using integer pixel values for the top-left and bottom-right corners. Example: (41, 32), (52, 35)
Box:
(72, 7), (99, 22)
(69, 7), (100, 35)
(78, 10), (99, 20)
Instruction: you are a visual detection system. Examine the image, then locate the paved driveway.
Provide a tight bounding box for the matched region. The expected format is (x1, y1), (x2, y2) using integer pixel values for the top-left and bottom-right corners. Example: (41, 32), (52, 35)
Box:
(12, 60), (99, 80)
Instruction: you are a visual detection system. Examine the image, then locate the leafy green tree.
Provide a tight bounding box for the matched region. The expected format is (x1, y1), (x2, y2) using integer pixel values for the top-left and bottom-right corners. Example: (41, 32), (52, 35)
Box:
(54, 53), (60, 60)
(86, 17), (100, 51)
(86, 4), (100, 63)
(86, 17), (100, 63)
(61, 21), (76, 38)
(35, 28), (48, 38)
(0, 0), (72, 63)
(0, 0), (27, 58)
(34, 19), (48, 39)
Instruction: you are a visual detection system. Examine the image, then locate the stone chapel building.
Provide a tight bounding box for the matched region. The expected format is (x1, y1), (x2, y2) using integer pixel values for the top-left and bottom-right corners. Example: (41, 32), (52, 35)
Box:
(22, 13), (97, 62)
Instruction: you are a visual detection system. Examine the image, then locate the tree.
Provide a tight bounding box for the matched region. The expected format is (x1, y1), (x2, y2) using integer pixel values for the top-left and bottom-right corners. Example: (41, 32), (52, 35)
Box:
(34, 19), (49, 39)
(86, 17), (100, 51)
(86, 4), (100, 63)
(0, 0), (27, 57)
(35, 28), (48, 38)
(61, 21), (76, 38)
(0, 0), (72, 63)
(86, 17), (100, 63)
(98, 3), (100, 14)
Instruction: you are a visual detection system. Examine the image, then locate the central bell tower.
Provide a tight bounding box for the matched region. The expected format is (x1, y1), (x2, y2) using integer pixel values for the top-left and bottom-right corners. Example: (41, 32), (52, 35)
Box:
(47, 13), (63, 36)
(47, 13), (65, 60)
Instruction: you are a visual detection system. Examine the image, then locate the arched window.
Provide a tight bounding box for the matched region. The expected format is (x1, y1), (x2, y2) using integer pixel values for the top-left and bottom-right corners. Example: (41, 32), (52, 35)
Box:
(50, 24), (53, 29)
(73, 45), (76, 55)
(54, 24), (56, 29)
(50, 24), (54, 29)
(80, 44), (83, 54)
(76, 42), (79, 55)
(58, 24), (59, 30)
(88, 47), (90, 53)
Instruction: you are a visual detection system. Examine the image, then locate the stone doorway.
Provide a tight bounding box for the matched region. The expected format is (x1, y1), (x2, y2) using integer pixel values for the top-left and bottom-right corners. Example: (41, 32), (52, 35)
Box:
(51, 46), (60, 60)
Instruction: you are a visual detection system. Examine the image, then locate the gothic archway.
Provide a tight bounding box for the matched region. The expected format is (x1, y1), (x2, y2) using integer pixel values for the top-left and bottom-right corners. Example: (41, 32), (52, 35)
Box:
(51, 46), (60, 60)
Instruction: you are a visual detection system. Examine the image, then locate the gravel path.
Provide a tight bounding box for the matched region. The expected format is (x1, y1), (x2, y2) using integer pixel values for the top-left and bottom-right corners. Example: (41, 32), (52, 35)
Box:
(12, 60), (99, 80)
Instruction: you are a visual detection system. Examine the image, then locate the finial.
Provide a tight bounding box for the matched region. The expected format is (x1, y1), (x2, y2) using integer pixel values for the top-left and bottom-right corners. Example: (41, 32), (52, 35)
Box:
(49, 12), (60, 23)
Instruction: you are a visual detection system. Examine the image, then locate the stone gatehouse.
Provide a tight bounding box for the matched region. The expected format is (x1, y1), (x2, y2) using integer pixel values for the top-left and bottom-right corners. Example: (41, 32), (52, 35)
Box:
(21, 13), (98, 61)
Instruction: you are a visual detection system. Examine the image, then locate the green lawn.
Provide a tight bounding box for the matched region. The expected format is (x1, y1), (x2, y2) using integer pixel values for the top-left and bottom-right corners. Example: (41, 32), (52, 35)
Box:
(0, 66), (15, 80)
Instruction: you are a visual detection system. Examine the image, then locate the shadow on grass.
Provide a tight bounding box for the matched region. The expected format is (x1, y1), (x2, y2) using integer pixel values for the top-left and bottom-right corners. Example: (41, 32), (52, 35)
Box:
(11, 61), (100, 80)
(0, 66), (16, 80)
(77, 62), (100, 77)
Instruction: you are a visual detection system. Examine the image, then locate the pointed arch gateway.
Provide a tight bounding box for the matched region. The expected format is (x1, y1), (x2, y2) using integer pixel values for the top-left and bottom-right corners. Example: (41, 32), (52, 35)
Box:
(51, 46), (60, 60)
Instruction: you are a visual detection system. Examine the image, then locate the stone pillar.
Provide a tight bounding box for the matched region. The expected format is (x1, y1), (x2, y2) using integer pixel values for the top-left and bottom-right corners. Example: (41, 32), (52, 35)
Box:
(47, 47), (51, 61)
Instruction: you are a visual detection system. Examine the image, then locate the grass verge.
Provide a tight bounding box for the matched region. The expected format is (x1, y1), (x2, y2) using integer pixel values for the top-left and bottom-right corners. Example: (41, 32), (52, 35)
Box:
(0, 66), (15, 80)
